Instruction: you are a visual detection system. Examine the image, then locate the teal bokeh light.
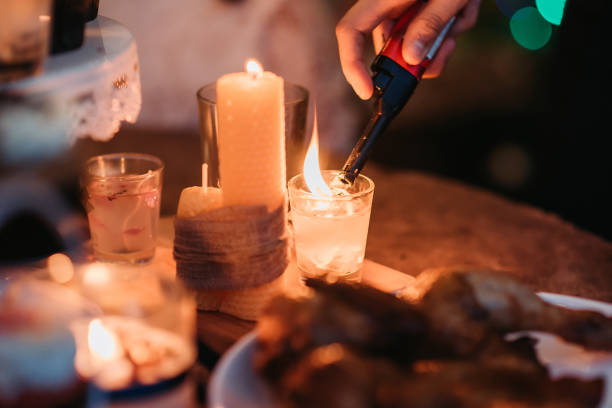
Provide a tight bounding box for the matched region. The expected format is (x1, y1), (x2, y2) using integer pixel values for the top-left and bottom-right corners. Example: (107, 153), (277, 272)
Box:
(536, 0), (566, 25)
(510, 7), (552, 50)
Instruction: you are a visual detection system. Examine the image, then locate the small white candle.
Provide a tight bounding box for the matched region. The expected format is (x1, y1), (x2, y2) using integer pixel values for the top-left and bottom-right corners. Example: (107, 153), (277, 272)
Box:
(216, 59), (286, 210)
(176, 163), (222, 218)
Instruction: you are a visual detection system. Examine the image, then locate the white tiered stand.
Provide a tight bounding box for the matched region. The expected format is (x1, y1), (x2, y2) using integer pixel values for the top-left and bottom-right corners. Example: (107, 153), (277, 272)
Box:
(0, 16), (141, 163)
(0, 16), (141, 249)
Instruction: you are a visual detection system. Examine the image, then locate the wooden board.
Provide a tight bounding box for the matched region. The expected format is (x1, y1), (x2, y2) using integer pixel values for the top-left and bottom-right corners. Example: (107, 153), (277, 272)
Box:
(195, 259), (415, 355)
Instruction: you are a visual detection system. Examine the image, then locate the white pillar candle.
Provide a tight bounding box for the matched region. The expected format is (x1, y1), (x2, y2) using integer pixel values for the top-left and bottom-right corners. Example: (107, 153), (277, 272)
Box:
(216, 59), (286, 210)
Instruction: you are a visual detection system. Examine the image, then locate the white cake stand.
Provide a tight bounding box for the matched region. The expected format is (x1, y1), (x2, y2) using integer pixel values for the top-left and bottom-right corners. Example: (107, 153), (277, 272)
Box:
(0, 16), (141, 163)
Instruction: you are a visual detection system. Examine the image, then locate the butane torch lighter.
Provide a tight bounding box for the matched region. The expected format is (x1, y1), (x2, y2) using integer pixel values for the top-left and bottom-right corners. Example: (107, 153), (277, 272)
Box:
(339, 3), (456, 185)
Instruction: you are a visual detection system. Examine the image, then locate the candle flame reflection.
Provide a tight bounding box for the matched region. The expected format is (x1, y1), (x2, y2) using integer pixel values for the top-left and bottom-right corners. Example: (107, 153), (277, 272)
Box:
(245, 58), (263, 80)
(88, 319), (122, 361)
(303, 112), (332, 198)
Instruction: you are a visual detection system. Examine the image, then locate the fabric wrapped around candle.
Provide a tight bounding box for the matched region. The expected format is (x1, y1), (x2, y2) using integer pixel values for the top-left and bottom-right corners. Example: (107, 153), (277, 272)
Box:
(195, 273), (286, 321)
(173, 204), (288, 290)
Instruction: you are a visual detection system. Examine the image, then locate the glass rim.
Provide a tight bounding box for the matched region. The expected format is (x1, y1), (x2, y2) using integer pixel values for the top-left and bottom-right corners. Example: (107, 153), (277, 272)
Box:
(84, 152), (164, 182)
(196, 80), (309, 106)
(288, 170), (374, 202)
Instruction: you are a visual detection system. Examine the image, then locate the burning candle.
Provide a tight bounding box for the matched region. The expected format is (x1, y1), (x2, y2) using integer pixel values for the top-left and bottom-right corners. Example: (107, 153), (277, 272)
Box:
(66, 261), (197, 406)
(216, 59), (286, 209)
(71, 316), (196, 391)
(288, 117), (375, 281)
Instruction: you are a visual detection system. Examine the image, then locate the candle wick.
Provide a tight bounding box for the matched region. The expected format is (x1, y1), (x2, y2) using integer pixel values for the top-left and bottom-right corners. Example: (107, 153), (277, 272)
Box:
(202, 163), (208, 193)
(248, 70), (262, 81)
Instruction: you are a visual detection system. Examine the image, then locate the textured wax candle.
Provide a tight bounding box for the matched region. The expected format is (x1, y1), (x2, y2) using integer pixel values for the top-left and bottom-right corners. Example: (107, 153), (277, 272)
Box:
(216, 61), (285, 209)
(176, 186), (222, 218)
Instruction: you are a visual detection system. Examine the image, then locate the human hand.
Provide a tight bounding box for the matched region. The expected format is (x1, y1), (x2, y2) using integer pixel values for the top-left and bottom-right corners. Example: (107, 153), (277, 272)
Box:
(336, 0), (481, 99)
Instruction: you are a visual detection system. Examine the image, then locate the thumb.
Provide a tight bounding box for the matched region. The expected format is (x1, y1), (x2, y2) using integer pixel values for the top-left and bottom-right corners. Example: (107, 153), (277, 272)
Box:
(402, 0), (465, 65)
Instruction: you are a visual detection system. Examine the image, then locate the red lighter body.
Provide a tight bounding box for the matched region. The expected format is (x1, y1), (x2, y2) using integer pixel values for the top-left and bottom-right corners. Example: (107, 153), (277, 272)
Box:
(379, 3), (430, 80)
(340, 2), (455, 184)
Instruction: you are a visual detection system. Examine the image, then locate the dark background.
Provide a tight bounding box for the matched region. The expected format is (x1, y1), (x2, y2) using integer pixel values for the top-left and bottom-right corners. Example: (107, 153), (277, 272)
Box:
(353, 0), (612, 240)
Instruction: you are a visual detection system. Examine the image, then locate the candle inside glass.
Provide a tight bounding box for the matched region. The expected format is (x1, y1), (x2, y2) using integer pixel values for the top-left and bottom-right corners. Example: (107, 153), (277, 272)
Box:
(288, 170), (374, 281)
(69, 262), (197, 396)
(82, 153), (163, 264)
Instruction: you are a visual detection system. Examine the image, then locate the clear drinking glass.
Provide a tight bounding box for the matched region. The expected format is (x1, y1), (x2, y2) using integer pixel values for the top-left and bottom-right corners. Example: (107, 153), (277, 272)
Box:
(288, 170), (375, 281)
(197, 81), (309, 186)
(82, 153), (163, 264)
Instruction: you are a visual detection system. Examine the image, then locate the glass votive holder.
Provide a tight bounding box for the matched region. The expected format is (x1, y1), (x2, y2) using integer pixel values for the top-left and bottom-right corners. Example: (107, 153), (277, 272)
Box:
(82, 153), (164, 264)
(288, 170), (375, 282)
(197, 81), (309, 186)
(66, 261), (197, 402)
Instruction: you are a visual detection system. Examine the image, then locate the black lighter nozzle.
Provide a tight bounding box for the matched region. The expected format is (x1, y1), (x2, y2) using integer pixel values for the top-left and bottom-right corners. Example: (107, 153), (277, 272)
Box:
(340, 101), (390, 185)
(339, 56), (420, 185)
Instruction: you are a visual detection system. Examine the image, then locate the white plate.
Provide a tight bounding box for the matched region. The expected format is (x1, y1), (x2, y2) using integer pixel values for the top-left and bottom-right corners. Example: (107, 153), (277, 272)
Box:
(208, 293), (612, 408)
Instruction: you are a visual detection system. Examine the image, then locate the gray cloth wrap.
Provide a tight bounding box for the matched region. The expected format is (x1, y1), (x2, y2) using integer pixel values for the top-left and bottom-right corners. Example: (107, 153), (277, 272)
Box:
(173, 204), (288, 290)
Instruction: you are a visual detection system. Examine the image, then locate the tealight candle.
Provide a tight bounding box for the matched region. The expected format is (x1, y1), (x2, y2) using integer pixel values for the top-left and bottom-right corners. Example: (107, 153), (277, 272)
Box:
(71, 315), (196, 391)
(64, 261), (197, 407)
(288, 119), (375, 281)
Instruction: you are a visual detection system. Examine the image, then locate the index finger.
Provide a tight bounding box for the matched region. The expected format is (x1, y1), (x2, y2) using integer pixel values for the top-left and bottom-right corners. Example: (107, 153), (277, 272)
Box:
(402, 0), (468, 64)
(336, 0), (418, 99)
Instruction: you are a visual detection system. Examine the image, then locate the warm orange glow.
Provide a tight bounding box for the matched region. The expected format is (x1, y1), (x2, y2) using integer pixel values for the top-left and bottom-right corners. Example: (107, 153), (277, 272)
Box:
(303, 112), (332, 197)
(83, 263), (110, 286)
(47, 253), (74, 284)
(245, 58), (264, 80)
(88, 319), (122, 361)
(310, 343), (345, 367)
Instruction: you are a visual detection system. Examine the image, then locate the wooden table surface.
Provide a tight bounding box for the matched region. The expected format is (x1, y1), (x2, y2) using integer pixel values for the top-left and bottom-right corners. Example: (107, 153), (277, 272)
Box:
(158, 167), (612, 359)
(363, 167), (612, 302)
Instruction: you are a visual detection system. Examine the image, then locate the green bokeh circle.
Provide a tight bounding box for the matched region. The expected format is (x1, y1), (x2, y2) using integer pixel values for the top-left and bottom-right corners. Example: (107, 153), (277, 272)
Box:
(536, 0), (566, 25)
(510, 7), (553, 50)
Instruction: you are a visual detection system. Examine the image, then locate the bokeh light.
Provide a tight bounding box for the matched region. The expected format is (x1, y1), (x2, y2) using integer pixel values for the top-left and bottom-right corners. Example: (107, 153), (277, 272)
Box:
(487, 143), (532, 189)
(510, 7), (552, 50)
(47, 253), (74, 284)
(83, 263), (110, 286)
(535, 0), (566, 25)
(496, 0), (535, 18)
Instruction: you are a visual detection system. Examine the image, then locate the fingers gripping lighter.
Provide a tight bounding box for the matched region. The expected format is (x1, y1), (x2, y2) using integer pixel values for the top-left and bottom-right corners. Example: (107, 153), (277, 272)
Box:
(339, 4), (455, 185)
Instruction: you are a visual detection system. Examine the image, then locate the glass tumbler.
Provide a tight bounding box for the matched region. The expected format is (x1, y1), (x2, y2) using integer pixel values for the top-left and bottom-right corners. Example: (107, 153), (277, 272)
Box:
(82, 153), (163, 264)
(288, 170), (375, 282)
(197, 81), (309, 187)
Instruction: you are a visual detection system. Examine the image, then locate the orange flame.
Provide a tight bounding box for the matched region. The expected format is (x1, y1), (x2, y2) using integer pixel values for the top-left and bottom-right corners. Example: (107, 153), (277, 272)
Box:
(303, 112), (332, 197)
(245, 58), (263, 80)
